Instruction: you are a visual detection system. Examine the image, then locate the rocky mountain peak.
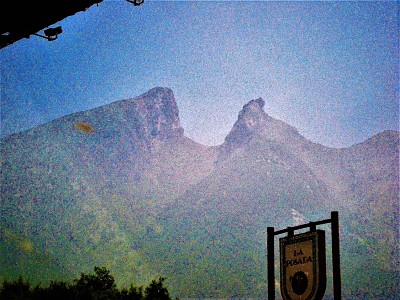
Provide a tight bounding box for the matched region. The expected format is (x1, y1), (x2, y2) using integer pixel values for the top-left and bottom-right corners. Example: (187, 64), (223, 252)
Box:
(217, 97), (301, 162)
(216, 98), (271, 161)
(133, 87), (184, 142)
(236, 97), (269, 131)
(240, 97), (265, 114)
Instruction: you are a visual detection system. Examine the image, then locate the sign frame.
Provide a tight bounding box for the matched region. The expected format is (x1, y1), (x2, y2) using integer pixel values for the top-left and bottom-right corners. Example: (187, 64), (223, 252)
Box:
(279, 230), (326, 300)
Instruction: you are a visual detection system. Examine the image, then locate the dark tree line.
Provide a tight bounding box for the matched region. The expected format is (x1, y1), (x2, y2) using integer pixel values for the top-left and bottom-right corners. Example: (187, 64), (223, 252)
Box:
(0, 266), (175, 300)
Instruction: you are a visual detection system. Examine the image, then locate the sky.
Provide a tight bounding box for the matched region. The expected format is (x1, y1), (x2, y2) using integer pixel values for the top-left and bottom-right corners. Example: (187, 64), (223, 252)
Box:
(0, 0), (398, 148)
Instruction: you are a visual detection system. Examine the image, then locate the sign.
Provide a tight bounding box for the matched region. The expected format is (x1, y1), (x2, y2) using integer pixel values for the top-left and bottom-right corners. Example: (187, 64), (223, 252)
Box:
(279, 230), (326, 300)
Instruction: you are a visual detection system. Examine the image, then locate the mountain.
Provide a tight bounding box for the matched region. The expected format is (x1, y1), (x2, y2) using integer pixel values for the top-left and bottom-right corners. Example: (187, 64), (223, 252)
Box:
(1, 87), (398, 298)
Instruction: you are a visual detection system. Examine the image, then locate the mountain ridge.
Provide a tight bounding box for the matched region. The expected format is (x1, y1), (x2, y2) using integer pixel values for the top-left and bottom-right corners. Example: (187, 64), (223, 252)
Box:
(2, 86), (397, 151)
(1, 87), (399, 298)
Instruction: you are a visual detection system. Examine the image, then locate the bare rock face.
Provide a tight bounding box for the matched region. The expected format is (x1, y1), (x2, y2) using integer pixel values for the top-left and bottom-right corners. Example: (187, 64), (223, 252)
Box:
(217, 98), (269, 162)
(217, 97), (300, 162)
(224, 98), (269, 147)
(133, 87), (184, 143)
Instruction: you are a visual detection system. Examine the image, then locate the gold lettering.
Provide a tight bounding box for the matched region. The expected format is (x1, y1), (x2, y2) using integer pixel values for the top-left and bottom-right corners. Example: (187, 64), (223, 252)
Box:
(294, 249), (304, 256)
(284, 256), (313, 268)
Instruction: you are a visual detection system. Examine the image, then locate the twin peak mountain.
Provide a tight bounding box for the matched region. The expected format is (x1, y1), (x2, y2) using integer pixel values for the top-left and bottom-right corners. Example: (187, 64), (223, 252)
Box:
(8, 86), (396, 171)
(2, 86), (399, 298)
(63, 86), (306, 158)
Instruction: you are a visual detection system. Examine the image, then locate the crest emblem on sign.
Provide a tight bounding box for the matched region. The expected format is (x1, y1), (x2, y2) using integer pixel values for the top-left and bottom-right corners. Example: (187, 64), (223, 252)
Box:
(279, 230), (326, 300)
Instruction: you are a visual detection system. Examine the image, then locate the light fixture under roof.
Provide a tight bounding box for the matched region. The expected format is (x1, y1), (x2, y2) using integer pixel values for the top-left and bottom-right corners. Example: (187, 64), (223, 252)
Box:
(32, 26), (62, 41)
(126, 0), (144, 6)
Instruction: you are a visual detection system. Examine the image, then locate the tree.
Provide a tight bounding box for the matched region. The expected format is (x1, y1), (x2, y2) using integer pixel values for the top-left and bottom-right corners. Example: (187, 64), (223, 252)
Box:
(0, 276), (31, 300)
(144, 277), (171, 300)
(0, 266), (175, 300)
(32, 280), (74, 300)
(73, 266), (118, 299)
(119, 284), (143, 300)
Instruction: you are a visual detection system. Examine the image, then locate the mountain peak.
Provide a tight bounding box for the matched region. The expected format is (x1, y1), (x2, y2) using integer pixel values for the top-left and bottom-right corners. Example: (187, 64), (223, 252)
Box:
(242, 97), (265, 111)
(217, 97), (301, 162)
(223, 97), (270, 142)
(235, 97), (269, 131)
(143, 86), (174, 97)
(215, 98), (270, 162)
(133, 87), (184, 142)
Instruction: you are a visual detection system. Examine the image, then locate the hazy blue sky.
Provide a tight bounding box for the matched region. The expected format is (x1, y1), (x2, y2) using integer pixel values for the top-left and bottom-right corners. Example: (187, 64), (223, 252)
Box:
(1, 0), (398, 148)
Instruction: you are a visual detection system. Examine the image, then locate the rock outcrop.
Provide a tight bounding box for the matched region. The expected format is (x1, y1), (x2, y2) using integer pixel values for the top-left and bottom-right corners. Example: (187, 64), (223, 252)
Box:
(217, 97), (300, 162)
(132, 87), (184, 143)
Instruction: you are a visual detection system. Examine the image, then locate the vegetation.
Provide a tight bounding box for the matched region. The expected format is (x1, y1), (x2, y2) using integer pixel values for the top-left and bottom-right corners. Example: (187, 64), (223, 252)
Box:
(0, 266), (174, 300)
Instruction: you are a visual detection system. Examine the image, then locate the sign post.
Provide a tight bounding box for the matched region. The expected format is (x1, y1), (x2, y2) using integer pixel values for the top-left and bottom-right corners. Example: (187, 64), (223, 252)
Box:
(267, 211), (341, 300)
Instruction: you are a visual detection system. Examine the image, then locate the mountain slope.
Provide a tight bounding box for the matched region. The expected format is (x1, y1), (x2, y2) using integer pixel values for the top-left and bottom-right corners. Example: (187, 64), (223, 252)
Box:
(151, 99), (399, 298)
(1, 87), (398, 298)
(1, 87), (215, 286)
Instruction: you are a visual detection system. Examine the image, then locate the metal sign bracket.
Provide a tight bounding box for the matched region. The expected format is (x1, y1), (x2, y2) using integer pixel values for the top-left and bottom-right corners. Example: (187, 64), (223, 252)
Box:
(267, 211), (341, 299)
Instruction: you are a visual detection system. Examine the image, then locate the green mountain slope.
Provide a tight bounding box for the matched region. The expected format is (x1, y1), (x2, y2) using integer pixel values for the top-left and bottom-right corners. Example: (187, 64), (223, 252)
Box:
(1, 88), (398, 298)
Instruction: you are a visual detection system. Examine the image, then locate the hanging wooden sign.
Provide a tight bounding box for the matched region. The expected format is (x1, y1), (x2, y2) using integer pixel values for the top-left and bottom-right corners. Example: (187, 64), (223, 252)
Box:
(279, 230), (326, 300)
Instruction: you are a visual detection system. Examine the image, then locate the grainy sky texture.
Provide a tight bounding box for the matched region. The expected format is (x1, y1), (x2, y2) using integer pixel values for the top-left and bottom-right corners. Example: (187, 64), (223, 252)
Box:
(1, 0), (398, 147)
